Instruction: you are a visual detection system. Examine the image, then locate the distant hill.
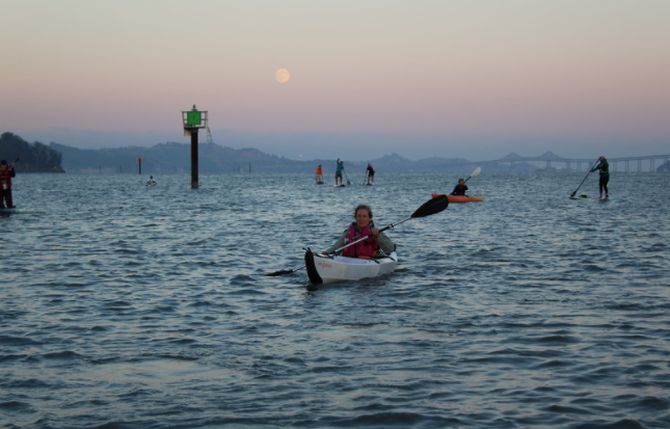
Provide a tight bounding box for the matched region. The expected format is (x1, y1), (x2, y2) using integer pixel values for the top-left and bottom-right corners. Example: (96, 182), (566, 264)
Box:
(0, 132), (65, 172)
(2, 130), (543, 174)
(51, 141), (496, 174)
(51, 142), (308, 174)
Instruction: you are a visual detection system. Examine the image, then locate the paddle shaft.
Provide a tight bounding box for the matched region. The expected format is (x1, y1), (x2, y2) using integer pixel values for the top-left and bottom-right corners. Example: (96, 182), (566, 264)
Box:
(571, 160), (600, 197)
(331, 216), (411, 254)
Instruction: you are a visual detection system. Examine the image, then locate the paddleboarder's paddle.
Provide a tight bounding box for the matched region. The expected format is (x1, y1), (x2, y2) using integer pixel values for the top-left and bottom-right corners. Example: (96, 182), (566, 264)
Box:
(264, 195), (449, 276)
(570, 159), (600, 199)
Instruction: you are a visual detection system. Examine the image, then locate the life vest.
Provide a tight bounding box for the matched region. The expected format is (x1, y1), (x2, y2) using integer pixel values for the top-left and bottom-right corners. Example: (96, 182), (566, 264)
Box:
(315, 166), (323, 175)
(598, 160), (609, 176)
(0, 166), (13, 189)
(342, 222), (378, 258)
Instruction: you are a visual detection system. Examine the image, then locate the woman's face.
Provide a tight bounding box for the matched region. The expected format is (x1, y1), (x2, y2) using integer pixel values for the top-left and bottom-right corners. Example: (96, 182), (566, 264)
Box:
(355, 209), (371, 228)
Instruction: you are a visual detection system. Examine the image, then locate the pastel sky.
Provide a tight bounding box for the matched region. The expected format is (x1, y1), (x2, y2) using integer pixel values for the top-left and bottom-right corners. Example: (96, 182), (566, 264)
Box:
(1, 0), (669, 160)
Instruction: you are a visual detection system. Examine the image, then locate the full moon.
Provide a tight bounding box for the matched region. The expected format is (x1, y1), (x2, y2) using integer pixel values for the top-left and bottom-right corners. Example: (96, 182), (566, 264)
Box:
(275, 68), (291, 84)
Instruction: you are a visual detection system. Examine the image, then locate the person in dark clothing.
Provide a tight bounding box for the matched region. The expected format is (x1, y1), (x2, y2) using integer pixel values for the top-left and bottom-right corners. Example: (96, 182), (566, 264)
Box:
(591, 156), (609, 199)
(0, 159), (16, 208)
(335, 158), (344, 186)
(450, 178), (468, 196)
(366, 163), (375, 185)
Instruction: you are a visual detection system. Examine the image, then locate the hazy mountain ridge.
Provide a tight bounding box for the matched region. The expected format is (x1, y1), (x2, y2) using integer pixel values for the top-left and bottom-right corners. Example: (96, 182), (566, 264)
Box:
(51, 140), (495, 174)
(51, 141), (308, 174)
(3, 131), (552, 174)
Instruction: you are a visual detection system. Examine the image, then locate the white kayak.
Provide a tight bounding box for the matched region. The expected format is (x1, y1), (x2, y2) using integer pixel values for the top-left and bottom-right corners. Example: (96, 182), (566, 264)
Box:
(304, 248), (398, 285)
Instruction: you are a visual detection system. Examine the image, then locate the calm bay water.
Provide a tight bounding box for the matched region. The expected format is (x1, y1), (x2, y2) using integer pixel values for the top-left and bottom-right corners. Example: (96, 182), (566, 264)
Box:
(1, 171), (669, 429)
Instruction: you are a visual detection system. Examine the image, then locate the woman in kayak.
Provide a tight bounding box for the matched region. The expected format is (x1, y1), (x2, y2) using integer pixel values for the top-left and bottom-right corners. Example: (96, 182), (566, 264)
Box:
(450, 178), (468, 196)
(324, 204), (395, 258)
(591, 155), (609, 199)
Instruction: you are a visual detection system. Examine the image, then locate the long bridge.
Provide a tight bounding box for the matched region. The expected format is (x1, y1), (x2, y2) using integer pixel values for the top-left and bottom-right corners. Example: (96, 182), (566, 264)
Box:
(485, 151), (670, 172)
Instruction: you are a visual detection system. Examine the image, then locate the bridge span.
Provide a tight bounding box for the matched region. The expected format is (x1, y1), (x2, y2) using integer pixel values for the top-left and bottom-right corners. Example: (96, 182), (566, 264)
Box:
(484, 151), (670, 172)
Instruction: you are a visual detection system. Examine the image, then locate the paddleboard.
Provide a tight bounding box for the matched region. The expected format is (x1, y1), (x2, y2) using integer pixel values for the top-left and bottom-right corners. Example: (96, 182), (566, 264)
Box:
(0, 206), (17, 216)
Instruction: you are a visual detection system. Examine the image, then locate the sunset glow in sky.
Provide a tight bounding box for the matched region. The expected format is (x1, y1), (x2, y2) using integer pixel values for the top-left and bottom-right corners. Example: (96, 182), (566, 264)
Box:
(1, 0), (669, 160)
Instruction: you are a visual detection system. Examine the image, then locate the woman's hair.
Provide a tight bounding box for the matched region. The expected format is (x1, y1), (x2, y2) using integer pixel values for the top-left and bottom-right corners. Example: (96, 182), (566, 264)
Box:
(354, 204), (372, 219)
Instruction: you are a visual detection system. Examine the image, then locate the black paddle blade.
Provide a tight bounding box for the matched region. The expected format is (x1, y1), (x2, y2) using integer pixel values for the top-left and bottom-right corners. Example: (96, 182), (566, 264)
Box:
(304, 248), (323, 286)
(265, 264), (306, 276)
(265, 269), (293, 276)
(412, 195), (449, 218)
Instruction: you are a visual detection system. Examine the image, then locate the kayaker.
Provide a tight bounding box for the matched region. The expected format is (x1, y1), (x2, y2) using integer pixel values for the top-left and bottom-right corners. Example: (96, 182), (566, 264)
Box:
(0, 159), (16, 208)
(324, 204), (395, 258)
(314, 164), (324, 184)
(335, 158), (344, 186)
(366, 163), (375, 185)
(591, 155), (609, 199)
(450, 178), (468, 196)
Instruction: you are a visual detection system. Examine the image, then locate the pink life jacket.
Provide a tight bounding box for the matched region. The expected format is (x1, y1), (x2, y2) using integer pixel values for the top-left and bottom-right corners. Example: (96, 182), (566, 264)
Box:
(342, 222), (378, 258)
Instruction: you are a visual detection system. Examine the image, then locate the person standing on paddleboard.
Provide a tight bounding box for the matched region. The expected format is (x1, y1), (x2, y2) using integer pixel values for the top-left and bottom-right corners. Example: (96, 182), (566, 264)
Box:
(0, 159), (17, 208)
(450, 178), (468, 196)
(314, 164), (324, 184)
(366, 163), (375, 185)
(335, 158), (344, 186)
(591, 156), (610, 199)
(323, 204), (395, 258)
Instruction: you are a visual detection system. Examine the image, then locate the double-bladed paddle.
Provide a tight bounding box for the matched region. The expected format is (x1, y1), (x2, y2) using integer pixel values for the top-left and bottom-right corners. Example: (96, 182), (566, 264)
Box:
(264, 195), (449, 276)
